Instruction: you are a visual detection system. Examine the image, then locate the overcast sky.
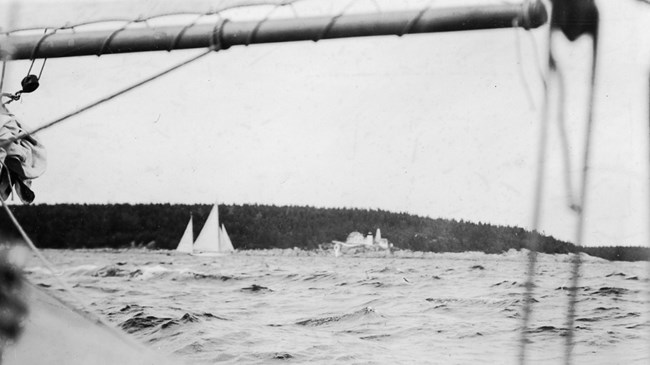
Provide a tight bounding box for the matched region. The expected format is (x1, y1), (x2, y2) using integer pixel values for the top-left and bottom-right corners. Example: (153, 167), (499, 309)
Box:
(2, 0), (649, 247)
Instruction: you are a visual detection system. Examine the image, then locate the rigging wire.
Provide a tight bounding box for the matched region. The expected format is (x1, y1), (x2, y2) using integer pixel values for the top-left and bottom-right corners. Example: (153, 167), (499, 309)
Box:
(25, 29), (50, 75)
(517, 28), (552, 364)
(557, 2), (599, 361)
(246, 5), (281, 46)
(563, 53), (597, 364)
(314, 0), (360, 41)
(98, 20), (144, 56)
(554, 66), (580, 211)
(647, 69), (650, 362)
(512, 18), (537, 109)
(518, 1), (600, 362)
(0, 56), (6, 94)
(36, 58), (47, 80)
(168, 14), (211, 52)
(398, 0), (434, 37)
(525, 28), (547, 89)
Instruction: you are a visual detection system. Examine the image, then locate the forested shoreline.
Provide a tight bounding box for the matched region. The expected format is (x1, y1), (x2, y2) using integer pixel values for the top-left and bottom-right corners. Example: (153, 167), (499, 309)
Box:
(2, 203), (647, 261)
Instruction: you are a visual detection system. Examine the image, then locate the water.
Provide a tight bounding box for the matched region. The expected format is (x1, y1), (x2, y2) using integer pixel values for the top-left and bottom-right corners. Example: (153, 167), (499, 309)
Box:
(23, 249), (650, 364)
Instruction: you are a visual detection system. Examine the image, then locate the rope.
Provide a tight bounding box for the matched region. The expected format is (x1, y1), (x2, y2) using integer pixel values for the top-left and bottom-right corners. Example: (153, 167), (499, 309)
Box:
(248, 1), (305, 44)
(517, 48), (552, 365)
(399, 4), (429, 37)
(314, 0), (359, 42)
(168, 14), (208, 52)
(246, 6), (279, 46)
(563, 42), (599, 365)
(98, 20), (141, 56)
(29, 29), (57, 61)
(554, 66), (580, 211)
(647, 68), (650, 363)
(512, 19), (536, 109)
(0, 56), (6, 95)
(36, 58), (47, 80)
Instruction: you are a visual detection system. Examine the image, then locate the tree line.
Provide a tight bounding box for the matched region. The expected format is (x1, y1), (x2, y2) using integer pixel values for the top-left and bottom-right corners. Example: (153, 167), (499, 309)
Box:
(1, 203), (647, 261)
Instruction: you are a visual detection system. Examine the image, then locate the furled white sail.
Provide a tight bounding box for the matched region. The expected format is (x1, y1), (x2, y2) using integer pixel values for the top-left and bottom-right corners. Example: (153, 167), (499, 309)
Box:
(219, 224), (235, 252)
(193, 204), (220, 253)
(175, 217), (193, 253)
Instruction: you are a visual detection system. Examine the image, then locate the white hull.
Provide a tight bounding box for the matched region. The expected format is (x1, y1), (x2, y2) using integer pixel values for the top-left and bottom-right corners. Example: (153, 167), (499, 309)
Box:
(190, 251), (231, 257)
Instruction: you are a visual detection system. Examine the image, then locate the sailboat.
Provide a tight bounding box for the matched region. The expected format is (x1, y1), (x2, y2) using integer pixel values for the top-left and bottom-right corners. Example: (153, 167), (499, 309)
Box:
(175, 216), (194, 254)
(175, 204), (235, 256)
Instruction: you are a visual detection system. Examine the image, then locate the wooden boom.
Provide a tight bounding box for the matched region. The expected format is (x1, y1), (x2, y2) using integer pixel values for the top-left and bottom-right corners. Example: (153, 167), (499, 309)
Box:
(1, 2), (547, 60)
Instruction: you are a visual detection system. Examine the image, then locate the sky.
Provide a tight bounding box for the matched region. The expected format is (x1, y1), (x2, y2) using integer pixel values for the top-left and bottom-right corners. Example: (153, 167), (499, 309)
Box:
(1, 0), (650, 247)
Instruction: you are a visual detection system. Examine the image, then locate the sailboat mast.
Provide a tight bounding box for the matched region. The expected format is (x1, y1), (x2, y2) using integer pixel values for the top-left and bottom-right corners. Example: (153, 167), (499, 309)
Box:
(2, 2), (547, 60)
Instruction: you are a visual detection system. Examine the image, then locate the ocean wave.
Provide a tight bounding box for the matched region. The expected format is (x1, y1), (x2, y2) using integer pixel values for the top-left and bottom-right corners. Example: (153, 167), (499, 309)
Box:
(295, 307), (380, 327)
(120, 314), (172, 334)
(594, 306), (620, 311)
(21, 249), (650, 364)
(92, 265), (130, 277)
(425, 297), (526, 307)
(108, 303), (150, 316)
(606, 272), (628, 278)
(525, 325), (568, 334)
(369, 266), (408, 274)
(66, 264), (239, 282)
(65, 264), (101, 276)
(491, 280), (518, 287)
(302, 272), (338, 281)
(592, 287), (631, 296)
(120, 310), (229, 334)
(576, 316), (604, 322)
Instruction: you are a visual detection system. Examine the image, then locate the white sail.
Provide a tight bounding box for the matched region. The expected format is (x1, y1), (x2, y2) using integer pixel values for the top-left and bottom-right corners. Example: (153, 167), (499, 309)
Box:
(375, 228), (381, 242)
(193, 204), (220, 253)
(175, 217), (194, 253)
(219, 224), (235, 252)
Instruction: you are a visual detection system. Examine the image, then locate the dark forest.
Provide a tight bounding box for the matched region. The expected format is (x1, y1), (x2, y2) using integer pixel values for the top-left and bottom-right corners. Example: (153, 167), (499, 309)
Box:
(1, 203), (646, 261)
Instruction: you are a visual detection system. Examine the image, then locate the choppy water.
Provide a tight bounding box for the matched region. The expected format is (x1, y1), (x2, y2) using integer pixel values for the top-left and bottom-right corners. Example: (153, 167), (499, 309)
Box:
(23, 249), (650, 364)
